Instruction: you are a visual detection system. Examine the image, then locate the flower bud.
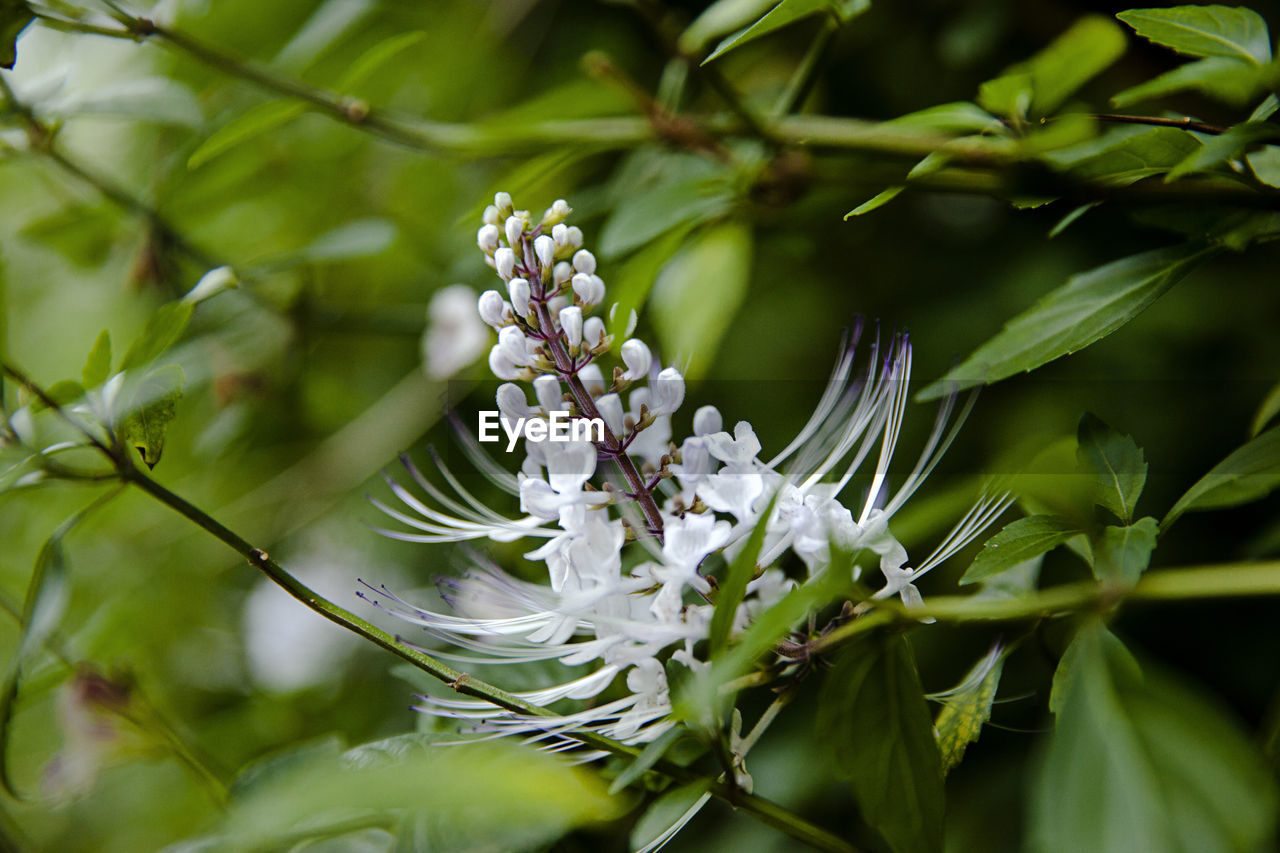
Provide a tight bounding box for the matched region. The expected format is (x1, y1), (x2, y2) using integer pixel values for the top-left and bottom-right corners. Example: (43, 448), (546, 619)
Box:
(482, 205), (500, 226)
(565, 226), (583, 248)
(504, 216), (525, 251)
(578, 363), (605, 396)
(533, 374), (563, 412)
(496, 383), (534, 422)
(583, 317), (607, 349)
(489, 345), (521, 380)
(549, 199), (571, 220)
(534, 235), (556, 271)
(478, 289), (507, 328)
(650, 367), (685, 416)
(494, 247), (516, 281)
(493, 192), (513, 217)
(477, 224), (500, 254)
(596, 393), (624, 435)
(693, 405), (722, 436)
(182, 265), (238, 304)
(572, 249), (596, 275)
(552, 223), (569, 247)
(498, 326), (529, 366)
(507, 278), (531, 318)
(620, 339), (652, 382)
(554, 261), (574, 285)
(559, 306), (583, 348)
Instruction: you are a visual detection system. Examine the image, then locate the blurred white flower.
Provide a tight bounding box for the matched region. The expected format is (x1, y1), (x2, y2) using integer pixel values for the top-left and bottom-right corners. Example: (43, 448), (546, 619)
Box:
(421, 284), (489, 380)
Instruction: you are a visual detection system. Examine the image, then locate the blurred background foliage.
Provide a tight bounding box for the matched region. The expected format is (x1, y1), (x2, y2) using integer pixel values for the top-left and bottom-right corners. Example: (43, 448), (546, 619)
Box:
(2, 0), (1280, 850)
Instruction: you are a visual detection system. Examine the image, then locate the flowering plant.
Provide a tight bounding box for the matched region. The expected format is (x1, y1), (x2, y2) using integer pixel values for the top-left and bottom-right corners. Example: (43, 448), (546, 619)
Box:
(363, 194), (1009, 802)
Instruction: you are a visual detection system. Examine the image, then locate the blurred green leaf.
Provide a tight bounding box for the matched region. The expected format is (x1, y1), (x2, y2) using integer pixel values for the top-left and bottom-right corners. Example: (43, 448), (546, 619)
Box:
(1163, 425), (1280, 529)
(1093, 517), (1158, 584)
(844, 185), (904, 218)
(650, 221), (753, 380)
(266, 218), (398, 267)
(82, 330), (112, 390)
(1032, 619), (1277, 853)
(883, 101), (1001, 133)
(1117, 6), (1272, 64)
(32, 379), (84, 411)
(272, 0), (378, 73)
(606, 227), (693, 341)
(709, 493), (776, 657)
(1077, 413), (1147, 523)
(919, 244), (1212, 399)
(598, 159), (732, 258)
(1251, 381), (1280, 437)
(1248, 144), (1280, 186)
(820, 634), (943, 853)
(187, 101), (306, 170)
(338, 31), (429, 91)
(200, 733), (622, 851)
(703, 0), (868, 64)
(933, 644), (1007, 775)
(1112, 56), (1270, 107)
(608, 725), (682, 795)
(960, 515), (1081, 585)
(119, 365), (185, 469)
(629, 780), (711, 851)
(680, 0), (779, 54)
(1166, 122), (1280, 180)
(978, 15), (1126, 117)
(18, 204), (119, 268)
(121, 302), (194, 372)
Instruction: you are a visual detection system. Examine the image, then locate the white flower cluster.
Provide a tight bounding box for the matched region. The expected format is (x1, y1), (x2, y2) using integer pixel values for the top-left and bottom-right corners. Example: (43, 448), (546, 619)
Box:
(364, 193), (1009, 751)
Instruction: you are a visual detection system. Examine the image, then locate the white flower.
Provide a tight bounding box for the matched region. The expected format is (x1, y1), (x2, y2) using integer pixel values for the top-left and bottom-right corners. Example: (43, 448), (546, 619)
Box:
(477, 224), (500, 254)
(367, 193), (1009, 759)
(620, 339), (652, 382)
(422, 285), (489, 379)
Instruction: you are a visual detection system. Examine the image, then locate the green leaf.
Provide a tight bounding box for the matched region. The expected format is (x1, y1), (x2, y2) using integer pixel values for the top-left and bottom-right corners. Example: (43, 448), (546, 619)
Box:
(272, 0), (377, 73)
(34, 379), (84, 410)
(1165, 122), (1280, 180)
(1093, 517), (1159, 584)
(1112, 56), (1269, 107)
(1055, 127), (1203, 185)
(187, 100), (306, 170)
(883, 101), (1001, 134)
(680, 0), (780, 54)
(274, 218), (399, 266)
(919, 244), (1212, 400)
(978, 15), (1127, 117)
(118, 365), (185, 469)
(606, 227), (694, 341)
(608, 725), (683, 795)
(703, 0), (868, 64)
(19, 204), (119, 267)
(0, 3), (32, 69)
(933, 644), (1007, 775)
(0, 496), (112, 799)
(960, 515), (1082, 585)
(1163, 425), (1280, 529)
(1031, 620), (1277, 853)
(820, 634), (944, 853)
(650, 221), (753, 381)
(844, 185), (904, 218)
(43, 78), (202, 127)
(1248, 144), (1280, 187)
(598, 168), (732, 258)
(709, 493), (777, 657)
(337, 31), (428, 91)
(214, 734), (622, 850)
(82, 330), (112, 389)
(1117, 6), (1272, 64)
(1251, 381), (1280, 437)
(120, 301), (195, 371)
(629, 780), (712, 851)
(1076, 413), (1147, 523)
